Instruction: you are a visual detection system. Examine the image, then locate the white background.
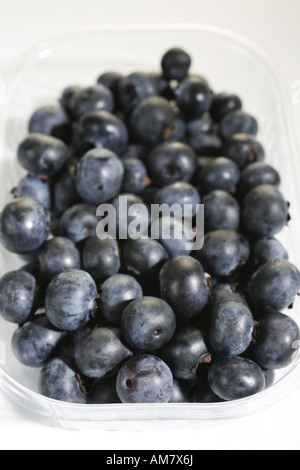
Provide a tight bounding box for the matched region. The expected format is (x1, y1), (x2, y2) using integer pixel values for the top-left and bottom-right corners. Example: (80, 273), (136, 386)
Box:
(1, 0), (300, 451)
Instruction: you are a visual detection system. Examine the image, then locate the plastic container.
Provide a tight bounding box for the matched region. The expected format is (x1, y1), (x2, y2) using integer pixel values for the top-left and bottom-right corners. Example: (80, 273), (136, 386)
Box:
(0, 24), (300, 430)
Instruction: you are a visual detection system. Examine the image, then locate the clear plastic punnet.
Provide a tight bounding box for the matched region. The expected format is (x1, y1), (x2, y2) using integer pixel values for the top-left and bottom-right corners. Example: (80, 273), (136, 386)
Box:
(0, 24), (300, 429)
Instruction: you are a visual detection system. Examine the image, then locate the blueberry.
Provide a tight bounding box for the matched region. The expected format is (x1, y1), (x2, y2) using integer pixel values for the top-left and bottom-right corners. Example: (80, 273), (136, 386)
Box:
(169, 379), (190, 403)
(70, 84), (114, 121)
(239, 162), (280, 196)
(196, 230), (250, 278)
(185, 113), (213, 136)
(122, 238), (169, 282)
(154, 216), (193, 258)
(253, 237), (288, 267)
(121, 296), (176, 352)
(165, 117), (186, 143)
(209, 300), (254, 356)
(82, 236), (120, 282)
(0, 197), (51, 254)
(247, 259), (300, 313)
(185, 133), (223, 157)
(116, 354), (173, 403)
(208, 356), (265, 401)
(28, 105), (72, 144)
(161, 47), (191, 81)
(59, 203), (98, 243)
(75, 110), (129, 156)
(175, 76), (213, 120)
(45, 269), (98, 331)
(91, 377), (121, 404)
(210, 93), (242, 122)
(117, 72), (162, 114)
(97, 71), (123, 97)
(160, 256), (209, 319)
(13, 175), (52, 211)
(242, 185), (289, 238)
(250, 312), (300, 370)
(0, 270), (37, 324)
(11, 314), (67, 367)
(210, 283), (248, 308)
(197, 157), (241, 194)
(160, 327), (211, 381)
(60, 85), (82, 120)
(222, 133), (265, 169)
(53, 163), (82, 216)
(17, 133), (71, 178)
(75, 149), (124, 205)
(39, 357), (88, 404)
(218, 111), (259, 140)
(39, 237), (81, 279)
(147, 142), (197, 187)
(109, 193), (150, 239)
(189, 377), (221, 403)
(155, 182), (201, 218)
(121, 158), (147, 194)
(130, 97), (177, 147)
(203, 190), (240, 233)
(74, 327), (133, 379)
(100, 274), (143, 326)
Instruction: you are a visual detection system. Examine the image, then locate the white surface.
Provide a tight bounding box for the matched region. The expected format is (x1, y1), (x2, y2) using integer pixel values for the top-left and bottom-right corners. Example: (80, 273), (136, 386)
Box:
(0, 0), (300, 451)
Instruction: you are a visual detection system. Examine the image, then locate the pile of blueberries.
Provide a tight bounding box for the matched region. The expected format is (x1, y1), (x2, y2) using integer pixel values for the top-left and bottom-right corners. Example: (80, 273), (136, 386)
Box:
(0, 47), (300, 406)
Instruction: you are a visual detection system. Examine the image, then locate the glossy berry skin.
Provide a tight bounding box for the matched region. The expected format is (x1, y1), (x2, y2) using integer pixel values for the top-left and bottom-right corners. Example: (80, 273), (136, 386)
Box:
(82, 236), (120, 282)
(39, 237), (81, 279)
(39, 357), (88, 404)
(130, 97), (176, 147)
(60, 85), (82, 119)
(239, 162), (280, 196)
(175, 76), (213, 120)
(203, 190), (240, 233)
(97, 71), (123, 97)
(123, 238), (169, 282)
(147, 142), (197, 187)
(75, 149), (124, 205)
(117, 72), (162, 114)
(161, 48), (191, 81)
(242, 185), (289, 238)
(169, 379), (190, 403)
(28, 105), (72, 144)
(116, 354), (173, 403)
(186, 133), (223, 157)
(70, 84), (115, 121)
(17, 133), (71, 177)
(13, 175), (52, 211)
(160, 256), (209, 319)
(222, 133), (265, 169)
(91, 377), (121, 404)
(74, 327), (133, 379)
(186, 113), (213, 136)
(209, 300), (254, 357)
(59, 203), (98, 244)
(11, 314), (67, 367)
(154, 182), (201, 218)
(45, 269), (98, 331)
(0, 197), (51, 254)
(210, 283), (248, 308)
(247, 259), (300, 313)
(0, 270), (36, 324)
(197, 157), (241, 194)
(208, 356), (265, 401)
(218, 110), (259, 140)
(253, 237), (288, 268)
(53, 163), (82, 216)
(196, 230), (250, 278)
(76, 110), (129, 156)
(210, 93), (242, 122)
(250, 312), (300, 370)
(121, 158), (147, 194)
(161, 327), (211, 381)
(100, 274), (143, 325)
(121, 296), (176, 352)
